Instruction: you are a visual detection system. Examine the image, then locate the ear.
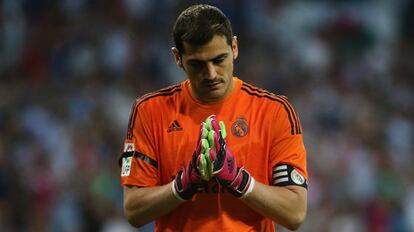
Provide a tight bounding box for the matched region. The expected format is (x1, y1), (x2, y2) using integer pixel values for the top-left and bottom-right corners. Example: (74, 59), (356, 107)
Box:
(171, 47), (183, 68)
(232, 36), (239, 60)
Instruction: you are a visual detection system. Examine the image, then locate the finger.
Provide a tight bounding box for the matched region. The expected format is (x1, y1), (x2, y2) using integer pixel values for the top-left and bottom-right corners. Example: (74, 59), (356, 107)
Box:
(195, 123), (205, 154)
(204, 148), (213, 180)
(199, 139), (212, 180)
(195, 139), (202, 155)
(205, 115), (214, 131)
(209, 148), (223, 174)
(199, 122), (208, 139)
(201, 122), (208, 139)
(208, 130), (221, 153)
(209, 116), (221, 133)
(219, 121), (227, 139)
(201, 138), (209, 153)
(207, 130), (215, 149)
(198, 154), (207, 180)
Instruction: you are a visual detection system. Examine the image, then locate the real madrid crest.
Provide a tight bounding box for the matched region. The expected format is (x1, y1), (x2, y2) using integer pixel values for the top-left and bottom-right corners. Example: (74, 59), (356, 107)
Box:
(231, 117), (249, 137)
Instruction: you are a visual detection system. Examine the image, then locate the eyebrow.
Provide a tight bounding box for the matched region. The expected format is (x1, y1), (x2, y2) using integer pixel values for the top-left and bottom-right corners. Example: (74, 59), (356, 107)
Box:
(187, 52), (229, 63)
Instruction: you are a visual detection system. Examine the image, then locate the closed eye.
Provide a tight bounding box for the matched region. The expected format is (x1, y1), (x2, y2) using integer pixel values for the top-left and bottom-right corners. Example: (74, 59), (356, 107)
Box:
(213, 57), (225, 64)
(188, 61), (203, 69)
(212, 54), (228, 64)
(186, 53), (228, 68)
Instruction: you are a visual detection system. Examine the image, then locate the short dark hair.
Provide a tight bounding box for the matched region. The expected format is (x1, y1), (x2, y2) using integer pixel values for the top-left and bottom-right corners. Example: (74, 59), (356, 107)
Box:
(173, 4), (233, 54)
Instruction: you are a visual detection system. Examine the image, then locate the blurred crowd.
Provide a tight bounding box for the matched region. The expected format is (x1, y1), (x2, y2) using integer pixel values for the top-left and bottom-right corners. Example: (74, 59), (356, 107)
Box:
(0, 0), (413, 231)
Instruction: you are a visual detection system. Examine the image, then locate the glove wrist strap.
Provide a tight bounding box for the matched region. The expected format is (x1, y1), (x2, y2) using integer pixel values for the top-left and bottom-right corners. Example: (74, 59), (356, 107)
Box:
(226, 168), (254, 198)
(171, 179), (187, 202)
(239, 177), (255, 199)
(172, 170), (196, 201)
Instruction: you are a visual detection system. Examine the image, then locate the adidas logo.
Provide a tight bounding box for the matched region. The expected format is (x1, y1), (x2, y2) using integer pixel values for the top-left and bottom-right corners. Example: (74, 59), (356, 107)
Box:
(167, 120), (183, 132)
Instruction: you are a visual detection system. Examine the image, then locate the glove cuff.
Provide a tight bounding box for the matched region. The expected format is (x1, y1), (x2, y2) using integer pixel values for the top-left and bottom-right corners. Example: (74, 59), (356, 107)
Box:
(171, 179), (186, 202)
(172, 168), (198, 201)
(226, 167), (254, 198)
(240, 177), (255, 199)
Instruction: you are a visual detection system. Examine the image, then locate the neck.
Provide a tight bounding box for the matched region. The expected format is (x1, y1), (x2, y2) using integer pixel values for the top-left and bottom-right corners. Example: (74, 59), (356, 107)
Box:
(191, 77), (235, 104)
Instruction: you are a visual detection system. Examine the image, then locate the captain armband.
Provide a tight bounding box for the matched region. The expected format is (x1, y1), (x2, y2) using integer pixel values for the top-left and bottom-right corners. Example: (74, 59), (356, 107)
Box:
(272, 164), (308, 188)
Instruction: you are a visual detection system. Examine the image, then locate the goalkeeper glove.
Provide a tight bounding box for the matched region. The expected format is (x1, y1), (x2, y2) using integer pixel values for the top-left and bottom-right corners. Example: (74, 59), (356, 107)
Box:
(205, 115), (255, 198)
(172, 123), (210, 201)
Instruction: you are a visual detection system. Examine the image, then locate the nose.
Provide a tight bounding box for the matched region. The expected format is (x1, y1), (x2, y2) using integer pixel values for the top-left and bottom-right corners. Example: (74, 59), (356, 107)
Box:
(204, 62), (217, 80)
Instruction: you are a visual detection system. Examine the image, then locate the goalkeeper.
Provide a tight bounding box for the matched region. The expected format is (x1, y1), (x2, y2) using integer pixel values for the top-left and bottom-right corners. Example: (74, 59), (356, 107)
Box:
(119, 4), (308, 232)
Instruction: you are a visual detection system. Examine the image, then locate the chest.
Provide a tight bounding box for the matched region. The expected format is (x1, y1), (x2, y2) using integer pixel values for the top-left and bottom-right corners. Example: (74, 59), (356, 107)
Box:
(155, 107), (273, 184)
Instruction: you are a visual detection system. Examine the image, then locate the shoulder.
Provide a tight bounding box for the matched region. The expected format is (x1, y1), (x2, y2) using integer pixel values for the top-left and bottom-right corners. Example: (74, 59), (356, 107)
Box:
(240, 81), (302, 135)
(133, 83), (183, 111)
(239, 81), (291, 107)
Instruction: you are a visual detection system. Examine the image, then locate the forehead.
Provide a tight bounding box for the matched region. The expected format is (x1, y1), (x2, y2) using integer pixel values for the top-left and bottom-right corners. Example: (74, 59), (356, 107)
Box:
(182, 35), (230, 61)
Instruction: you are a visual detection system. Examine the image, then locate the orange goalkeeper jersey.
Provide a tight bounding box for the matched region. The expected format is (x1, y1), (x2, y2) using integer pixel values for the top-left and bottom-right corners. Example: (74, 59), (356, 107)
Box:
(120, 77), (308, 232)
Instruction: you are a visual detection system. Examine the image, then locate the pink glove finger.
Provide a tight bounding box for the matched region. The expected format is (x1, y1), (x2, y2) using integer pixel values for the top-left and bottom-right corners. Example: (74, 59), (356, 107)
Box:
(209, 116), (221, 134)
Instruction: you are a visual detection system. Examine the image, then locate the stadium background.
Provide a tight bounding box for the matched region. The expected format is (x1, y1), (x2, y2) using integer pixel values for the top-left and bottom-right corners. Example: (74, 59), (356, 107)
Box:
(0, 0), (413, 231)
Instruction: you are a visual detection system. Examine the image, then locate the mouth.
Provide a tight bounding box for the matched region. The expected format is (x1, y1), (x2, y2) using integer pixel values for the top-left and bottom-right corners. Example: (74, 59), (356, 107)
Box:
(205, 81), (222, 89)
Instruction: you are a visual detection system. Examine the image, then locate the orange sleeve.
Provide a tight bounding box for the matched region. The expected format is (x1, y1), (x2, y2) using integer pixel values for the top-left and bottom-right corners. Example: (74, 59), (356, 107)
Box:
(120, 100), (159, 187)
(269, 97), (308, 187)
